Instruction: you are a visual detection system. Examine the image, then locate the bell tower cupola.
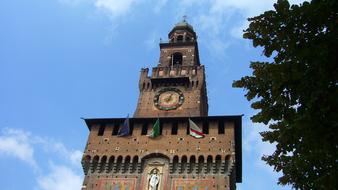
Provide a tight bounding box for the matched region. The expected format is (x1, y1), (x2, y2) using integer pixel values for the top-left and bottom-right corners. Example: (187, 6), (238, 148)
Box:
(168, 19), (197, 43)
(134, 19), (207, 117)
(158, 18), (201, 68)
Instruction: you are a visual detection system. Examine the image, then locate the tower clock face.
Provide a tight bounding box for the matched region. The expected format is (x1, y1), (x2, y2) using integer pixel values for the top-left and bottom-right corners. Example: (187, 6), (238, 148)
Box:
(154, 88), (184, 110)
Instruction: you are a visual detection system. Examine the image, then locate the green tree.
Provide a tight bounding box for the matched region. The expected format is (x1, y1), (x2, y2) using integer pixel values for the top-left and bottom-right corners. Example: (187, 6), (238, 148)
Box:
(233, 0), (338, 189)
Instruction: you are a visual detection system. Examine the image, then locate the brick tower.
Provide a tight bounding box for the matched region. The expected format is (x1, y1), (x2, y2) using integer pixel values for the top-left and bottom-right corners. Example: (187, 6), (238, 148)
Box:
(81, 20), (242, 190)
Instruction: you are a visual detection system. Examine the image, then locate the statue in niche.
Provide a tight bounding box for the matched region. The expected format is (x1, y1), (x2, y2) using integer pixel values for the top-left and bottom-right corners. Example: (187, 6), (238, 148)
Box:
(148, 168), (160, 190)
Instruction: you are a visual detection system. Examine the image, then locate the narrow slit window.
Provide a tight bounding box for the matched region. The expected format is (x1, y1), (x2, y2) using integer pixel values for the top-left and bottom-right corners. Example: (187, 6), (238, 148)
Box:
(129, 121), (134, 135)
(172, 122), (178, 135)
(112, 123), (120, 136)
(186, 121), (190, 135)
(202, 121), (209, 134)
(159, 122), (163, 135)
(98, 125), (105, 136)
(218, 120), (225, 134)
(141, 123), (148, 135)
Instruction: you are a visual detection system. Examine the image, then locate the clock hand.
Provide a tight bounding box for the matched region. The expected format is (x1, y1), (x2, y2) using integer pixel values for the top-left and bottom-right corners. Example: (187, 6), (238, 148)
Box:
(164, 94), (172, 102)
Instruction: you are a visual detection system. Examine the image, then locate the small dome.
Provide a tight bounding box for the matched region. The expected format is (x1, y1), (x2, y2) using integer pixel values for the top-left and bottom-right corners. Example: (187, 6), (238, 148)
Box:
(174, 20), (194, 30)
(168, 19), (196, 39)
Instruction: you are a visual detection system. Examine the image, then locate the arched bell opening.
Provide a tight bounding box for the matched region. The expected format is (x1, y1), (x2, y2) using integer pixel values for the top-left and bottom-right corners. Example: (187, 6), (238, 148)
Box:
(171, 52), (183, 66)
(176, 35), (183, 42)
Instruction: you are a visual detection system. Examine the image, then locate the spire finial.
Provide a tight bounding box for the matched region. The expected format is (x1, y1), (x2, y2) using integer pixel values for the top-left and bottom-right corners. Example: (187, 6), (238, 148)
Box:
(183, 15), (187, 22)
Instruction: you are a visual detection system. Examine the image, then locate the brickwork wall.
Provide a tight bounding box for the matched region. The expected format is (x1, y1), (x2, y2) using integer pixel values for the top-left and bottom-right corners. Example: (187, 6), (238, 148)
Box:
(84, 120), (234, 161)
(158, 45), (198, 67)
(81, 24), (241, 190)
(134, 66), (208, 117)
(81, 118), (237, 190)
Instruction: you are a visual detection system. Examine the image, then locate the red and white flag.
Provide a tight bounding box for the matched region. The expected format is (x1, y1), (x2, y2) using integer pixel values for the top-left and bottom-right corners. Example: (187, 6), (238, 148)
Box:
(189, 118), (205, 138)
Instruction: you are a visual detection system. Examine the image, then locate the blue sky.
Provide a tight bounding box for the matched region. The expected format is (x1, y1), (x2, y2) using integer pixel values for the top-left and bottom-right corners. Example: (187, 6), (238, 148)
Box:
(0, 0), (304, 189)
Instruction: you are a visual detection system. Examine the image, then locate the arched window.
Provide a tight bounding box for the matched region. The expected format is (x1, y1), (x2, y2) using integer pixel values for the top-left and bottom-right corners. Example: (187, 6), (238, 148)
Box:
(172, 52), (183, 66)
(177, 35), (183, 42)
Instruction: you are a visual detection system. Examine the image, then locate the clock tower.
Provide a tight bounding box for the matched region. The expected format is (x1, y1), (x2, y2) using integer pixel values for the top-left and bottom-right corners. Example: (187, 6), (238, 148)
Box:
(81, 20), (242, 190)
(134, 20), (208, 117)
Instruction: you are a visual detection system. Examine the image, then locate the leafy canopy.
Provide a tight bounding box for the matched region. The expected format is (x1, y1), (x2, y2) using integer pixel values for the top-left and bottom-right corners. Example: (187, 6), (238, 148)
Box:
(233, 0), (338, 189)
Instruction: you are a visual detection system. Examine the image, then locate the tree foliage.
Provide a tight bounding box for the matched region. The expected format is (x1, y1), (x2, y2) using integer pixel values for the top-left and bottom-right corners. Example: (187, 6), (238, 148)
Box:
(233, 0), (338, 189)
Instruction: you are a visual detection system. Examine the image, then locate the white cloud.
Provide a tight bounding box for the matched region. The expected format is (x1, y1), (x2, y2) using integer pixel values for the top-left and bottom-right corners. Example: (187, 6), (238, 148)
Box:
(69, 150), (83, 165)
(37, 164), (82, 190)
(94, 0), (138, 18)
(242, 120), (277, 173)
(0, 128), (83, 189)
(0, 128), (37, 169)
(39, 140), (83, 166)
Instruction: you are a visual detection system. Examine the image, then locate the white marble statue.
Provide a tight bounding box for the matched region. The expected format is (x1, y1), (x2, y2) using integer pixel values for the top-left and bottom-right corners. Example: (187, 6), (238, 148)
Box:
(149, 169), (160, 190)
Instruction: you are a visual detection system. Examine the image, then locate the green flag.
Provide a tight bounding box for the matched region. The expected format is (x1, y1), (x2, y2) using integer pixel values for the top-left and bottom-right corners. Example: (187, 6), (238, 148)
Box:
(148, 118), (160, 138)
